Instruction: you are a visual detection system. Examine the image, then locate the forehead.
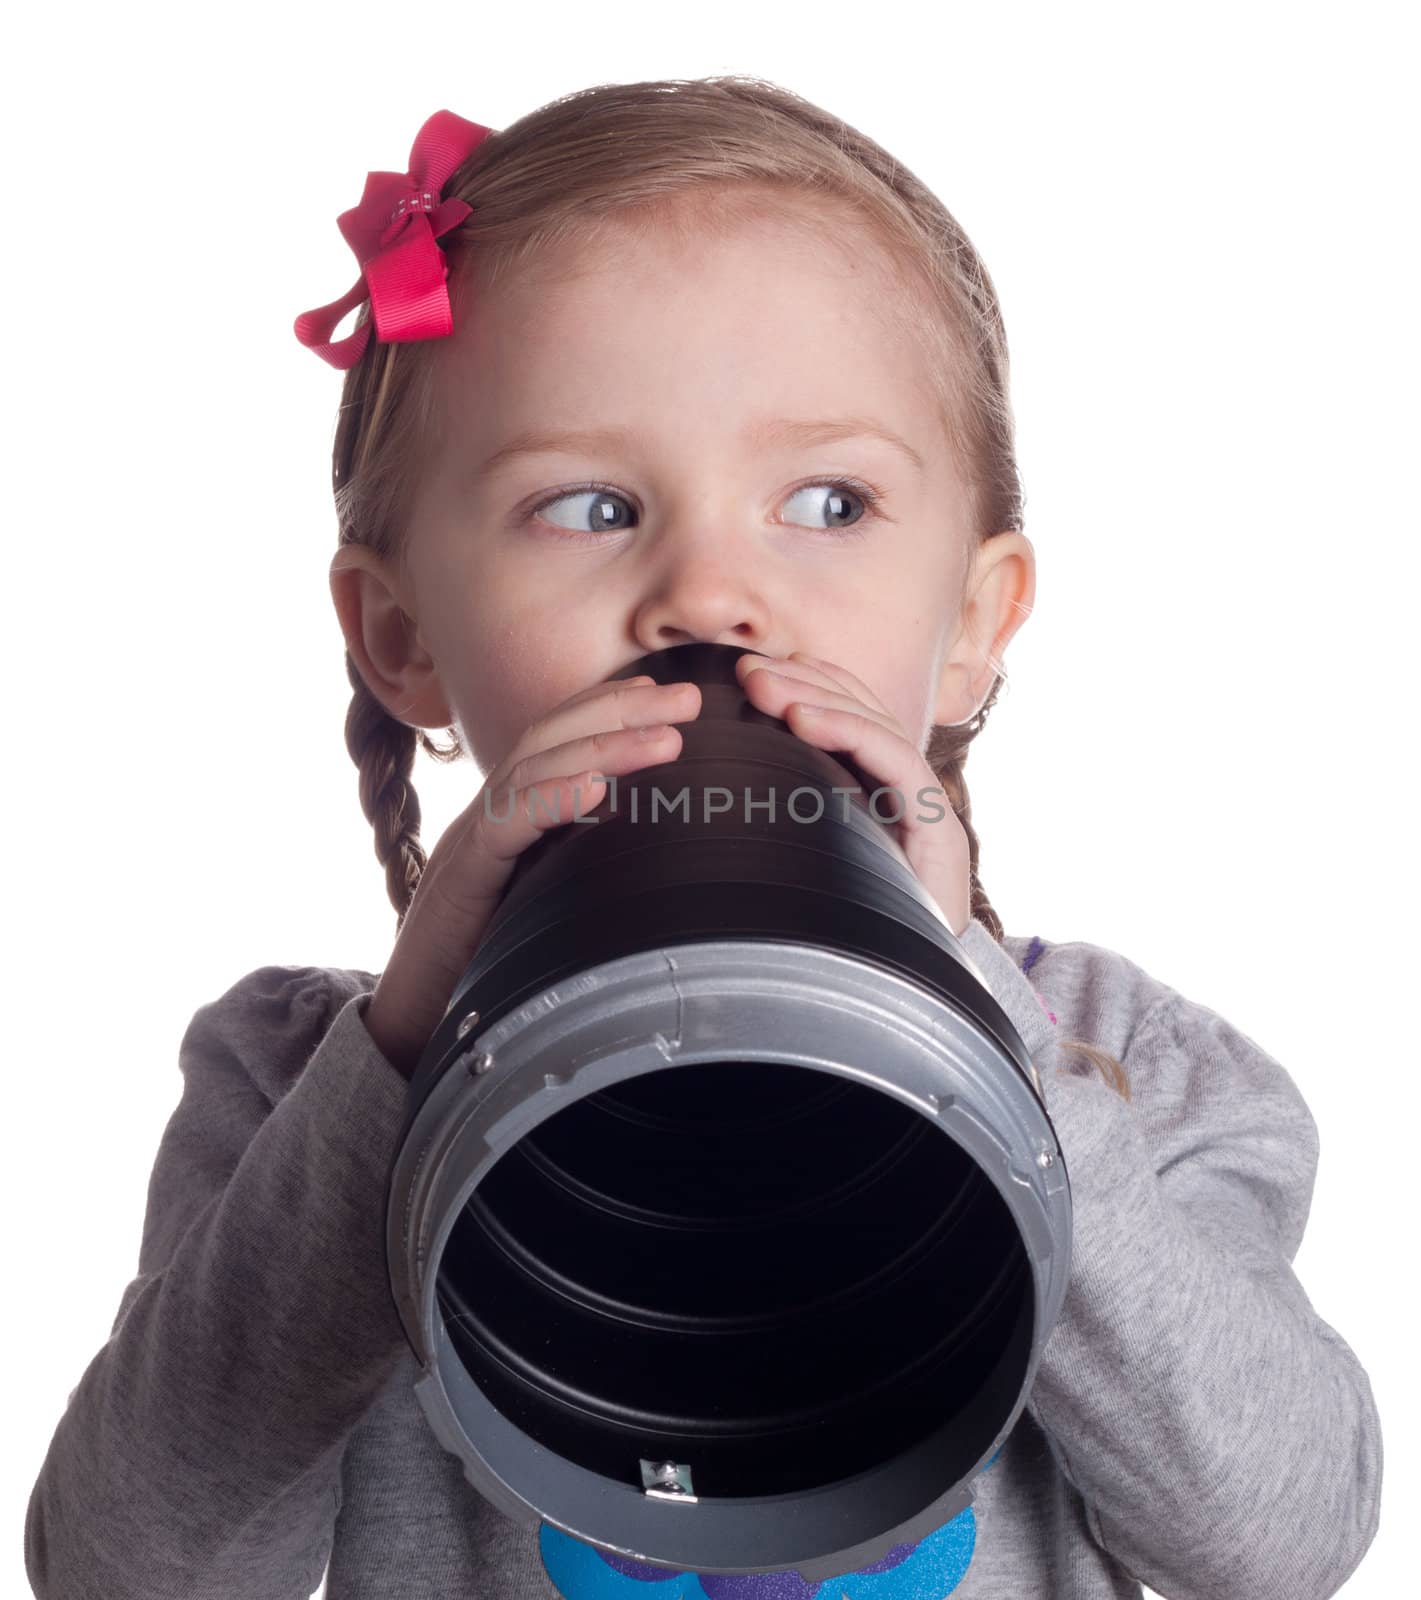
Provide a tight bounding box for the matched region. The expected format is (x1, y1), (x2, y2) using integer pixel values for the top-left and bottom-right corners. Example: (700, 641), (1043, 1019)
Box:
(433, 205), (940, 445)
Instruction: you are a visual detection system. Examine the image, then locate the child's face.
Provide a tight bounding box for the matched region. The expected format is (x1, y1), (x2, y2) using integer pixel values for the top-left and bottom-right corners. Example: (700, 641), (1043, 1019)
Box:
(331, 207), (1034, 778)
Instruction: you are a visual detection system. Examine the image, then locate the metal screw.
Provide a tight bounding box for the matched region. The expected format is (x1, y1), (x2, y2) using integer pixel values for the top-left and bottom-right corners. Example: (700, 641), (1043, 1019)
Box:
(467, 1051), (495, 1078)
(1036, 1147), (1056, 1169)
(456, 1010), (482, 1040)
(640, 1457), (695, 1499)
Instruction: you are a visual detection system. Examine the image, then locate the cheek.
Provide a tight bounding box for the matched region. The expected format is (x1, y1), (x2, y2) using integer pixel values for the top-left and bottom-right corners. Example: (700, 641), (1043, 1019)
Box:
(454, 648), (594, 778)
(875, 663), (937, 754)
(413, 547), (591, 767)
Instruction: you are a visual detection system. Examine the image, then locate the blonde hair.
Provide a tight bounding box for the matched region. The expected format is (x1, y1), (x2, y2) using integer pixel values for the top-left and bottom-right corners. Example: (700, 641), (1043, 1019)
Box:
(325, 74), (1128, 1101)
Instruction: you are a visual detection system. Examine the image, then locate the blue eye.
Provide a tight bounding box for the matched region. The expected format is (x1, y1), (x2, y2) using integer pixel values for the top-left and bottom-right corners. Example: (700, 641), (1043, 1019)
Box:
(527, 479), (882, 543)
(781, 480), (878, 534)
(532, 486), (637, 539)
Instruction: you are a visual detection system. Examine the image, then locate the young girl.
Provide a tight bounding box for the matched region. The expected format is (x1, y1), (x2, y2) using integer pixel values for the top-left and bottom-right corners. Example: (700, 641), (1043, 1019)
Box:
(25, 76), (1382, 1600)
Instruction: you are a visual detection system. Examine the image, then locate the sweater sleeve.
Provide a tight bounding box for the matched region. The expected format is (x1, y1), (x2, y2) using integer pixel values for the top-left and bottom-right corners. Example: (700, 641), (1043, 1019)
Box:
(956, 919), (1383, 1600)
(24, 965), (415, 1600)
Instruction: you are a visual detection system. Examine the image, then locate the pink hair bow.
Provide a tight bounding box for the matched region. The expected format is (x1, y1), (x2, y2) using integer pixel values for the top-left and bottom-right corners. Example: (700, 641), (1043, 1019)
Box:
(294, 109), (494, 370)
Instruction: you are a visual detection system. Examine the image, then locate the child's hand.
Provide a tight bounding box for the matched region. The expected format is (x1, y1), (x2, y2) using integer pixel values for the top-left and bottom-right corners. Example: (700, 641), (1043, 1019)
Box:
(735, 650), (973, 938)
(364, 674), (702, 1078)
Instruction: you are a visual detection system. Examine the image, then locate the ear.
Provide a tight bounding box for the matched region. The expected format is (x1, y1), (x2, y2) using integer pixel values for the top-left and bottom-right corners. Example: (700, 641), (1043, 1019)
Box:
(328, 546), (454, 729)
(934, 531), (1036, 726)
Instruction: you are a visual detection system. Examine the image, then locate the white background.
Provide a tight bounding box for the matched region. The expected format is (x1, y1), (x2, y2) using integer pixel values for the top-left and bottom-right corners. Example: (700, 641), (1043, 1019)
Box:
(5, 2), (1413, 1595)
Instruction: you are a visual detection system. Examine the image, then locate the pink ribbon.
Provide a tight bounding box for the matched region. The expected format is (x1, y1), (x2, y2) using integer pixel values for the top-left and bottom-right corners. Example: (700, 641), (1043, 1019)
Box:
(294, 109), (494, 370)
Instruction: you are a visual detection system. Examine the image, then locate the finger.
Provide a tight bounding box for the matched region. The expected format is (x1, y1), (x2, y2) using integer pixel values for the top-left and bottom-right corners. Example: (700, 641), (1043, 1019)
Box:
(738, 661), (898, 736)
(735, 652), (850, 700)
(780, 702), (941, 828)
(464, 769), (613, 867)
(573, 672), (654, 701)
(500, 718), (685, 807)
(784, 651), (893, 718)
(491, 679), (699, 789)
(785, 701), (967, 926)
(460, 716), (691, 882)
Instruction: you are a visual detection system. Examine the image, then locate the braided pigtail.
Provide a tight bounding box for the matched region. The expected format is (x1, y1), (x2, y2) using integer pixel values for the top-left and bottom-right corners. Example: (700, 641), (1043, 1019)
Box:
(926, 683), (1005, 946)
(342, 651), (462, 932)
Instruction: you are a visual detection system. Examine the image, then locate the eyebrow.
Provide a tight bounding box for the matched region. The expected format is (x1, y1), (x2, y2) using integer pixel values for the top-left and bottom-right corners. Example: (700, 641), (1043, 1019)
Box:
(475, 416), (927, 480)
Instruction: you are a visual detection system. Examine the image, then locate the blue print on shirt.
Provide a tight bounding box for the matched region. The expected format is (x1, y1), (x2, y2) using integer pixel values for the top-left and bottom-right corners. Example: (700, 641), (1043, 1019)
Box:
(538, 1448), (1001, 1600)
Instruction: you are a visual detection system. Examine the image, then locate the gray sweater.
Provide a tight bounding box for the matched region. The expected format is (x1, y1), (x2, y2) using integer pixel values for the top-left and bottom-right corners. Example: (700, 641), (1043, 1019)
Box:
(24, 919), (1383, 1600)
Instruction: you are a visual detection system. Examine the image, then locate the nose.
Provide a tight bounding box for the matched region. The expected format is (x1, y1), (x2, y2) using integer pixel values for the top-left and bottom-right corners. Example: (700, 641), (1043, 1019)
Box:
(631, 542), (775, 655)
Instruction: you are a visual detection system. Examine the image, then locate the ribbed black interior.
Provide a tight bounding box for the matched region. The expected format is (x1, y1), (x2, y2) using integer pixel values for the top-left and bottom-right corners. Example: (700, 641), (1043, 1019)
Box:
(435, 1059), (1032, 1496)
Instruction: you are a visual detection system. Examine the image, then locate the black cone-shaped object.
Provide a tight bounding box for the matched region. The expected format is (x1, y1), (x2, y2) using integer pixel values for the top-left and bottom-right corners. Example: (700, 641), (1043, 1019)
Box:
(384, 641), (1072, 1582)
